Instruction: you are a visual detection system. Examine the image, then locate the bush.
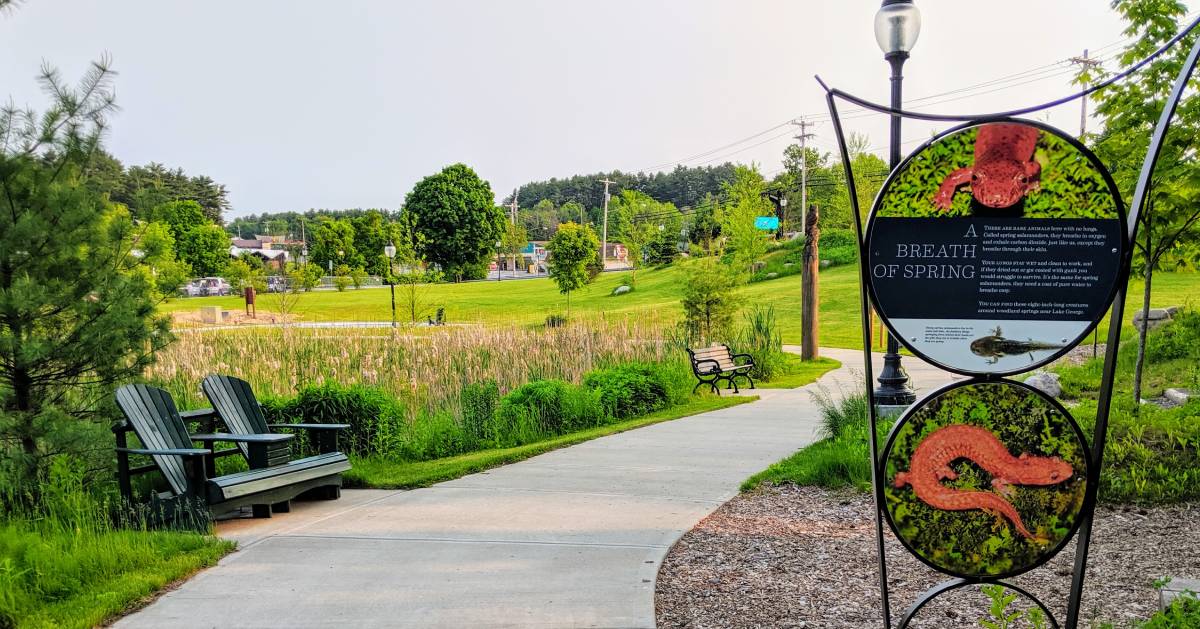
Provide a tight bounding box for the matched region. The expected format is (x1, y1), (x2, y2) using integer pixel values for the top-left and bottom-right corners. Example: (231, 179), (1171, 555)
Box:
(545, 313), (567, 328)
(264, 382), (407, 457)
(460, 380), (499, 446)
(492, 380), (605, 447)
(811, 380), (869, 439)
(583, 363), (671, 419)
(734, 304), (784, 380)
(1137, 595), (1200, 628)
(1145, 307), (1200, 362)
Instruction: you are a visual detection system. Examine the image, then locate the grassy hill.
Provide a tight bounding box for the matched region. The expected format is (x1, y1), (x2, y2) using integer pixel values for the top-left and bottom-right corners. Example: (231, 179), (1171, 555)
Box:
(161, 264), (1198, 349)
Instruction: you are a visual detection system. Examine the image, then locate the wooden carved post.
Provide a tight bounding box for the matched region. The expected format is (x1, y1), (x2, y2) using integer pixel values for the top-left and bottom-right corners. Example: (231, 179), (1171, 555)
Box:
(801, 204), (820, 360)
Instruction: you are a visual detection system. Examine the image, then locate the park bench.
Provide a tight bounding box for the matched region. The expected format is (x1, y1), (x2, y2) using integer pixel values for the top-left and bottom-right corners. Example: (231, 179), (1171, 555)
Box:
(427, 307), (445, 326)
(687, 344), (756, 395)
(113, 384), (351, 523)
(202, 374), (350, 503)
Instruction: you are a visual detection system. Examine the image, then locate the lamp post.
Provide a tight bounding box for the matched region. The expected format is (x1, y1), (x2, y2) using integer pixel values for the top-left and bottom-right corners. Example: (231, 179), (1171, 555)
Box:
(384, 241), (397, 328)
(495, 240), (503, 282)
(873, 0), (920, 406)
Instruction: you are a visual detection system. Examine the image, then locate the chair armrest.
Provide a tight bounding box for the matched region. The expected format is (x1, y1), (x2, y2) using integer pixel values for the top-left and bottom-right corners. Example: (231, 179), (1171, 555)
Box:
(731, 353), (755, 364)
(268, 423), (351, 431)
(693, 358), (721, 374)
(191, 433), (294, 444)
(116, 446), (212, 456)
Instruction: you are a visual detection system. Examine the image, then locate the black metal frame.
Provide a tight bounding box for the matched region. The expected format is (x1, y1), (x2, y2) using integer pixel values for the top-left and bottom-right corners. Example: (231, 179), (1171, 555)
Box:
(819, 14), (1200, 627)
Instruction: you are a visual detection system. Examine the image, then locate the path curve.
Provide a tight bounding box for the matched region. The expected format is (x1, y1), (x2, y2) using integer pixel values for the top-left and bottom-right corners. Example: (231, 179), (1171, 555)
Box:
(116, 348), (958, 629)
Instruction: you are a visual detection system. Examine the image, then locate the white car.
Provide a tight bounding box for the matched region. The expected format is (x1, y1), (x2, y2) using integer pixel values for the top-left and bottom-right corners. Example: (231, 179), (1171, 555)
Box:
(180, 277), (232, 297)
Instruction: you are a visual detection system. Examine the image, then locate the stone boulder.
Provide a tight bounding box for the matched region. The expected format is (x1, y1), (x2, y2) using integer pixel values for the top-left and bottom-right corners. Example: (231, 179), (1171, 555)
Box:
(1025, 372), (1063, 398)
(1164, 388), (1193, 406)
(612, 285), (632, 296)
(1133, 305), (1180, 332)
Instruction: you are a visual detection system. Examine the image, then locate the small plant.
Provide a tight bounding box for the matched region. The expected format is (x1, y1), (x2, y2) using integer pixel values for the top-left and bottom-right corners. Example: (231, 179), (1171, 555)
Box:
(979, 584), (1047, 629)
(583, 363), (671, 419)
(735, 304), (783, 381)
(460, 380), (499, 447)
(810, 378), (868, 439)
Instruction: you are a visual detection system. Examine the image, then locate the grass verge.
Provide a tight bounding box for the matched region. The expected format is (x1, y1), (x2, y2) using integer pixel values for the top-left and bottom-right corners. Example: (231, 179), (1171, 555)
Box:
(345, 395), (756, 488)
(0, 520), (233, 628)
(757, 355), (840, 389)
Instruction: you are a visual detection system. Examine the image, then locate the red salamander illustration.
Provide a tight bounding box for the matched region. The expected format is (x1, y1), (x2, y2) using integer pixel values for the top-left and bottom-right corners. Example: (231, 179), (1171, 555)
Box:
(892, 424), (1073, 542)
(932, 123), (1042, 210)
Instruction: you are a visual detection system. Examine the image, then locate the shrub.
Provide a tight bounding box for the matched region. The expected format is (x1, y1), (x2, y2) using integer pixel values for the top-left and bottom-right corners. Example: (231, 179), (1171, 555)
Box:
(493, 380), (605, 446)
(264, 382), (406, 457)
(545, 313), (567, 328)
(583, 363), (671, 419)
(1145, 307), (1200, 363)
(1138, 595), (1200, 628)
(810, 380), (869, 439)
(734, 304), (784, 380)
(460, 380), (499, 446)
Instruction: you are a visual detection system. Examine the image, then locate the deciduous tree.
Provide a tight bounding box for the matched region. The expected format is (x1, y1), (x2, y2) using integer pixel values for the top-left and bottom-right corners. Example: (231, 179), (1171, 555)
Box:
(406, 164), (505, 281)
(547, 222), (600, 318)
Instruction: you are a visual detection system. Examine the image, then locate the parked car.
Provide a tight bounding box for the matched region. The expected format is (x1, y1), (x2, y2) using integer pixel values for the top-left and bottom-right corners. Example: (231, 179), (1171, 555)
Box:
(180, 277), (232, 297)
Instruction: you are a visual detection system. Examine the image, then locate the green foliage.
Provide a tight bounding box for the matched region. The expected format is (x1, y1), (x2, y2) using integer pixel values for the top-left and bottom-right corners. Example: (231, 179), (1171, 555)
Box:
(0, 59), (173, 493)
(1145, 308), (1200, 362)
(719, 165), (773, 275)
(221, 257), (266, 296)
(176, 223), (231, 276)
(680, 257), (742, 344)
(583, 363), (672, 419)
(106, 161), (229, 223)
(349, 266), (369, 289)
(287, 261), (323, 292)
(743, 416), (886, 492)
(877, 127), (1118, 219)
(547, 222), (601, 315)
(132, 221), (192, 298)
(459, 380), (500, 447)
(734, 304), (784, 380)
(0, 458), (232, 628)
(545, 313), (567, 328)
(264, 382), (407, 457)
(884, 384), (1087, 577)
(612, 190), (680, 284)
(311, 217), (363, 273)
(512, 164), (738, 220)
(493, 380), (605, 446)
(1136, 596), (1200, 628)
(979, 584), (1047, 629)
(151, 200), (209, 241)
(406, 163), (505, 281)
(811, 382), (870, 440)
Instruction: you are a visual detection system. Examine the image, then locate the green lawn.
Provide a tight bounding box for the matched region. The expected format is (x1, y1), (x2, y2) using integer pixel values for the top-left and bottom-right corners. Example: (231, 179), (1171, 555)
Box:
(345, 395), (756, 488)
(162, 265), (1200, 349)
(757, 355), (841, 389)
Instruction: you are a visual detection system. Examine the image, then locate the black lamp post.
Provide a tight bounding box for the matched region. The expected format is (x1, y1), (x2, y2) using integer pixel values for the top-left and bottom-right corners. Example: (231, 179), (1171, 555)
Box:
(384, 241), (397, 328)
(495, 240), (503, 282)
(873, 0), (920, 406)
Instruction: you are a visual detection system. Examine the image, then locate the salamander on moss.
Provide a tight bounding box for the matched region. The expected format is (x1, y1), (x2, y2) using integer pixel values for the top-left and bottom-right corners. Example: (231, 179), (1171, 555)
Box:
(933, 123), (1042, 213)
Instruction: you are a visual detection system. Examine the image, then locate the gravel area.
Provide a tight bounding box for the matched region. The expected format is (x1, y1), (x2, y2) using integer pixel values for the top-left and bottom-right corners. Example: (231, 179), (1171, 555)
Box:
(656, 485), (1200, 628)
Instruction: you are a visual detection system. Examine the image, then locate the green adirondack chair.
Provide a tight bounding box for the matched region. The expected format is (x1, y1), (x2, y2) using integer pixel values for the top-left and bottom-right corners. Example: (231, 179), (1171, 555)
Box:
(202, 374), (350, 498)
(114, 384), (350, 522)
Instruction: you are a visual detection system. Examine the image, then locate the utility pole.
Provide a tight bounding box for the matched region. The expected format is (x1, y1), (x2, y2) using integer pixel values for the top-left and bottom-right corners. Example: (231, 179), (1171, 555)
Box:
(509, 189), (519, 224)
(1071, 49), (1102, 358)
(598, 177), (616, 266)
(1069, 49), (1101, 138)
(791, 119), (815, 235)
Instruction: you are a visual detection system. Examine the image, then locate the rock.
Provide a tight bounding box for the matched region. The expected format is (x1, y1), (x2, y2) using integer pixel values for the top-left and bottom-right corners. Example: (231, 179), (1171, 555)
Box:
(766, 272), (778, 279)
(1160, 578), (1200, 610)
(820, 260), (832, 268)
(1025, 372), (1063, 398)
(1164, 388), (1192, 406)
(1133, 306), (1179, 331)
(612, 285), (632, 296)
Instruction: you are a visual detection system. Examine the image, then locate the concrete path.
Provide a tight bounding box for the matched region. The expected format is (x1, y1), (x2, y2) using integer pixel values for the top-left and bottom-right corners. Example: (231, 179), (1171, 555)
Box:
(117, 349), (960, 629)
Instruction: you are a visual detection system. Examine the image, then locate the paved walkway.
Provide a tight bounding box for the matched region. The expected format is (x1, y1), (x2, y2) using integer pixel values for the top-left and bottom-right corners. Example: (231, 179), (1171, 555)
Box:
(117, 349), (960, 629)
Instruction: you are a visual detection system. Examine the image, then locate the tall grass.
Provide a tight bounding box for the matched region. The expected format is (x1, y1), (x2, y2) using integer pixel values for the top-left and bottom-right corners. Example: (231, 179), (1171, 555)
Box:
(149, 316), (677, 412)
(0, 460), (232, 628)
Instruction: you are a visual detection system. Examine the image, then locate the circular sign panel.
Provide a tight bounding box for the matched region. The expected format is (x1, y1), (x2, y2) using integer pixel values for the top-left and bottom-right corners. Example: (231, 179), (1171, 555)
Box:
(866, 119), (1125, 376)
(881, 380), (1088, 580)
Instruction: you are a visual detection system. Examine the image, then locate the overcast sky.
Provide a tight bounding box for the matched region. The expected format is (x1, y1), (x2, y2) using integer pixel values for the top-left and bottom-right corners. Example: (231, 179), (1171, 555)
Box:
(0, 1), (1165, 217)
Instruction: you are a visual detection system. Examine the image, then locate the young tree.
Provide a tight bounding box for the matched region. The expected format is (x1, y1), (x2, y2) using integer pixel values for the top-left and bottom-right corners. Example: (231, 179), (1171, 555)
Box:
(311, 217), (361, 273)
(718, 165), (773, 278)
(222, 255), (266, 296)
(0, 59), (171, 490)
(1084, 0), (1200, 403)
(547, 222), (600, 318)
(611, 190), (665, 287)
(501, 221), (529, 275)
(405, 163), (505, 281)
(680, 257), (743, 345)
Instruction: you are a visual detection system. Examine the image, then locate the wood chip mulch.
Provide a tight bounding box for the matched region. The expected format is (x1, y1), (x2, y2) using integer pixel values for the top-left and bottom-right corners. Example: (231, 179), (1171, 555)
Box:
(655, 485), (1200, 629)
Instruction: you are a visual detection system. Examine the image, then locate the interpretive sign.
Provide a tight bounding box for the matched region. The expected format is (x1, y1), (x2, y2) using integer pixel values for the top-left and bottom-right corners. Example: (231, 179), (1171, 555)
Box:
(865, 120), (1126, 375)
(881, 381), (1087, 580)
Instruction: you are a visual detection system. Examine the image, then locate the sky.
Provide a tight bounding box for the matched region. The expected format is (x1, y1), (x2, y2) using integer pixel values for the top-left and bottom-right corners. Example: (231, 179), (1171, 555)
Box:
(0, 1), (1167, 218)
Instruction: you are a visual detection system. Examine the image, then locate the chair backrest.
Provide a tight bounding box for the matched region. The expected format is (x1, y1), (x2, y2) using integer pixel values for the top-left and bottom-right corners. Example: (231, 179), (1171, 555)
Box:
(114, 384), (194, 497)
(688, 345), (736, 372)
(202, 374), (270, 458)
